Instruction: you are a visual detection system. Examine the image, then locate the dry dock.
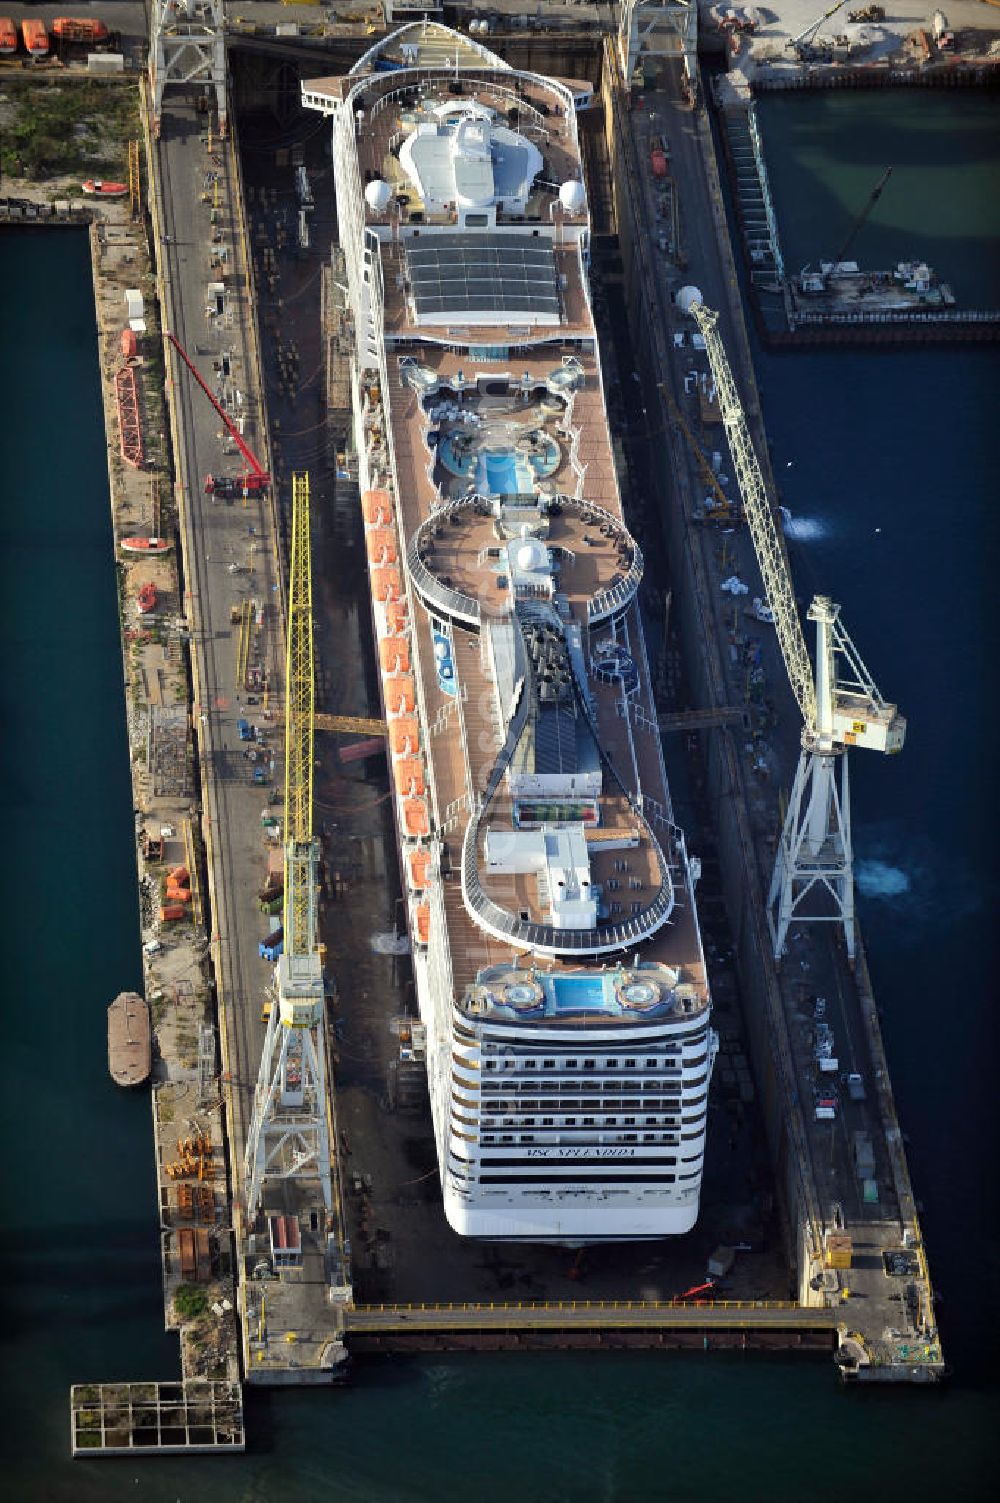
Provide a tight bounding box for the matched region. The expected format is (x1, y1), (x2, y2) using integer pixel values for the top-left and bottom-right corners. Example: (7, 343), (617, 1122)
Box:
(39, 6), (951, 1447)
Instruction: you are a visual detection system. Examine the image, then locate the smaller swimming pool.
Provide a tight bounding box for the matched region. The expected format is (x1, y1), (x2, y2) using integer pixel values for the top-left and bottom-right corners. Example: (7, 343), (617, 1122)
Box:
(438, 434), (477, 479)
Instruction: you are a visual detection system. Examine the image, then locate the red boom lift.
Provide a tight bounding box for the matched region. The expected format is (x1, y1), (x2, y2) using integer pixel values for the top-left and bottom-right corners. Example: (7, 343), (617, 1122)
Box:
(167, 331), (271, 497)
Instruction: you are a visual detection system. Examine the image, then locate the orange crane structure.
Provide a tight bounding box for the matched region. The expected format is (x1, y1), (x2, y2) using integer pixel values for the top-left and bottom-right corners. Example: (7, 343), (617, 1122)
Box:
(167, 330), (271, 497)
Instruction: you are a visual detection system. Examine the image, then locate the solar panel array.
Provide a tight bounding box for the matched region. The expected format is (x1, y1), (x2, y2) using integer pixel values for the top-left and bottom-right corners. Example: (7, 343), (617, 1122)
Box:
(405, 233), (559, 320)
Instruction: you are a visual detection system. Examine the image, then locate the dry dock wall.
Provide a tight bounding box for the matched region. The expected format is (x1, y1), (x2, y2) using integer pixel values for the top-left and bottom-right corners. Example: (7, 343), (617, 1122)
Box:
(599, 47), (821, 1293)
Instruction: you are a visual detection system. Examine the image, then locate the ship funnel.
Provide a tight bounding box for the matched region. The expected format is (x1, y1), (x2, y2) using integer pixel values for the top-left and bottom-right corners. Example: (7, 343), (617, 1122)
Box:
(676, 285), (704, 316)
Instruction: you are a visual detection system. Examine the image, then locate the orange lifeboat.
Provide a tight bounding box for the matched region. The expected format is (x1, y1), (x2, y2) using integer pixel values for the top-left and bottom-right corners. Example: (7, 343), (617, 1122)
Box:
(361, 488), (392, 525)
(383, 600), (409, 634)
(379, 637), (410, 673)
(136, 581), (157, 615)
(21, 18), (49, 55)
(389, 717), (419, 756)
(385, 675), (415, 715)
(413, 903), (431, 946)
(52, 17), (110, 43)
(394, 757), (425, 796)
(0, 18), (17, 55)
(365, 528), (397, 565)
(371, 566), (402, 603)
(403, 799), (429, 839)
(408, 850), (431, 890)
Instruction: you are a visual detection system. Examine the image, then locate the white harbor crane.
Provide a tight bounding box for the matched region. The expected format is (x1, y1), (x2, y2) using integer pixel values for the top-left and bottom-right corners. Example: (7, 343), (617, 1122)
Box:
(244, 471), (332, 1221)
(675, 287), (906, 962)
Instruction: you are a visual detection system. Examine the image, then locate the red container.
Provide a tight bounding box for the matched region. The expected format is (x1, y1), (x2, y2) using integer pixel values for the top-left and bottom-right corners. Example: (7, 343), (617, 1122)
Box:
(159, 903), (186, 922)
(121, 328), (138, 360)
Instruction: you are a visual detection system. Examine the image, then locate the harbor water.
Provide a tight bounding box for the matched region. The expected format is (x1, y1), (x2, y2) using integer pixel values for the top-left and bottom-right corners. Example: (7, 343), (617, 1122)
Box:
(1, 86), (997, 1500)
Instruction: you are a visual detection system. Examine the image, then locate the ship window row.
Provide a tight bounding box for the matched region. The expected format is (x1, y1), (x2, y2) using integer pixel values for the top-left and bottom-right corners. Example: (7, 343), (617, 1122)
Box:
(482, 1113), (681, 1128)
(481, 1094), (697, 1118)
(475, 1076), (685, 1100)
(481, 1028), (709, 1054)
(476, 1080), (684, 1099)
(479, 1151), (679, 1165)
(479, 1073), (707, 1100)
(481, 1136), (680, 1150)
(482, 1055), (687, 1072)
(479, 1173), (678, 1186)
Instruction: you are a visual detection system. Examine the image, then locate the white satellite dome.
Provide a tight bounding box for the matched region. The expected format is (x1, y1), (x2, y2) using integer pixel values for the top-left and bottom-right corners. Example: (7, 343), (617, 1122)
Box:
(365, 179), (393, 213)
(676, 285), (704, 316)
(515, 538), (547, 573)
(559, 179), (587, 215)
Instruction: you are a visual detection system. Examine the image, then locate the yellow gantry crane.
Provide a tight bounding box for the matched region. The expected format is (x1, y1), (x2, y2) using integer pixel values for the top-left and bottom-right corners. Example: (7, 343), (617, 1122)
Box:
(245, 471), (332, 1221)
(283, 469), (318, 967)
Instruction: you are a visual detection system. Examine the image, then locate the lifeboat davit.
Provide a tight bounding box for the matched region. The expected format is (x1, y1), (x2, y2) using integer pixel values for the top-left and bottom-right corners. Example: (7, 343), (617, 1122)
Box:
(389, 717), (419, 756)
(412, 902), (431, 947)
(385, 675), (415, 716)
(361, 488), (393, 525)
(394, 757), (425, 796)
(383, 600), (409, 634)
(371, 566), (402, 603)
(403, 798), (429, 839)
(365, 528), (398, 565)
(379, 637), (410, 673)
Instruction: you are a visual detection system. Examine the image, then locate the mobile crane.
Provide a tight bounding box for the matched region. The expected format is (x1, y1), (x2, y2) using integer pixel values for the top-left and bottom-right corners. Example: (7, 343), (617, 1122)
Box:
(786, 0), (848, 57)
(676, 287), (906, 961)
(167, 331), (271, 498)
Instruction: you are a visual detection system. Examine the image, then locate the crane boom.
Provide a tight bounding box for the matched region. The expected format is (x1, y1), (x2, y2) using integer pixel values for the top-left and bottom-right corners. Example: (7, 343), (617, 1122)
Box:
(167, 330), (270, 489)
(787, 0), (847, 50)
(283, 470), (320, 976)
(661, 386), (736, 520)
(833, 167), (892, 267)
(675, 288), (905, 962)
(244, 470), (333, 1222)
(678, 292), (817, 738)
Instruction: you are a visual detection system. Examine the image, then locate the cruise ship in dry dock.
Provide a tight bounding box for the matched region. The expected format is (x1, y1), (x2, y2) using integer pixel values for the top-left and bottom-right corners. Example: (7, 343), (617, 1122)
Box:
(304, 22), (717, 1242)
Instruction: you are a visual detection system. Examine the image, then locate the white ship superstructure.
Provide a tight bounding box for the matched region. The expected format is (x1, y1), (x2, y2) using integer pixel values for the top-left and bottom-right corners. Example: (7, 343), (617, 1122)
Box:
(305, 22), (717, 1241)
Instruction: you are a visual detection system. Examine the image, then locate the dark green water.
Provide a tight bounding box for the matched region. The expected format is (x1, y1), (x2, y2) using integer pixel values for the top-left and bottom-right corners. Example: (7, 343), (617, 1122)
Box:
(1, 87), (998, 1500)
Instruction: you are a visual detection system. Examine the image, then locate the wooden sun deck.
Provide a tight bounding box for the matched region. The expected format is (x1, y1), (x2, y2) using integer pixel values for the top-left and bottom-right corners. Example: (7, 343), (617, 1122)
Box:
(384, 344), (620, 526)
(360, 69), (707, 1008)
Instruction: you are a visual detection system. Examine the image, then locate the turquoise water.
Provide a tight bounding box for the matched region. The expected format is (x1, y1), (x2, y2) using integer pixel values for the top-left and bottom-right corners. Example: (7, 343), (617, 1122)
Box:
(548, 974), (610, 1012)
(2, 85), (998, 1499)
(482, 449), (523, 494)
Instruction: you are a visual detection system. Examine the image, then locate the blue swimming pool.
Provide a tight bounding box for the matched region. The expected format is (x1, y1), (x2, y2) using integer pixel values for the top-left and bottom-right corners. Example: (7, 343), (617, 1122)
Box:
(480, 449), (532, 495)
(543, 974), (621, 1015)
